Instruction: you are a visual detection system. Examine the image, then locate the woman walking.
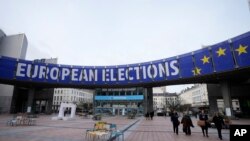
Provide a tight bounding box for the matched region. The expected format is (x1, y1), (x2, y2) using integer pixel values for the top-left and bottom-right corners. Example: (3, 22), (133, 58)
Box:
(199, 110), (209, 137)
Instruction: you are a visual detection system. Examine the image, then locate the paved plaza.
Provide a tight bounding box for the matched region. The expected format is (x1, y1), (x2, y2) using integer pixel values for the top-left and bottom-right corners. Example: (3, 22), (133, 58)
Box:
(0, 114), (249, 141)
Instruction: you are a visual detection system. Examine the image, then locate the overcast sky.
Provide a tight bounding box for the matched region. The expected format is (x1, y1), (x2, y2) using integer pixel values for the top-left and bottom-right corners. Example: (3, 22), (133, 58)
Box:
(1, 0), (250, 93)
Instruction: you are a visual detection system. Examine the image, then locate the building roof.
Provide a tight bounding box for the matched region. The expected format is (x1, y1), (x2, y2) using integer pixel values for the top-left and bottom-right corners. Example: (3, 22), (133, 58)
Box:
(179, 84), (205, 94)
(153, 92), (177, 97)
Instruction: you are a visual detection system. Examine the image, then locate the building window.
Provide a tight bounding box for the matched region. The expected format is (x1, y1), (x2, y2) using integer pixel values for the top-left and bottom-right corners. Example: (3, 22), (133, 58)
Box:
(120, 91), (125, 96)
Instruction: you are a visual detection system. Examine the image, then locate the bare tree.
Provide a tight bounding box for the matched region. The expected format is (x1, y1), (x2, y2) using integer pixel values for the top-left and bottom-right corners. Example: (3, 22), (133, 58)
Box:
(165, 97), (182, 112)
(77, 101), (89, 112)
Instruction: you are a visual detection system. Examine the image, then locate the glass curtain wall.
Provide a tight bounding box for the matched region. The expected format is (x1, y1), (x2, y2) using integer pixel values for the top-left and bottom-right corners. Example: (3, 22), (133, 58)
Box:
(94, 88), (144, 116)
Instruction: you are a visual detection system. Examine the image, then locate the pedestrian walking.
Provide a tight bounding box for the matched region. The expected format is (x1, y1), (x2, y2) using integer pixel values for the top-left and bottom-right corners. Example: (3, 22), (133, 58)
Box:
(199, 110), (209, 137)
(150, 111), (154, 120)
(181, 113), (194, 135)
(171, 112), (180, 135)
(145, 112), (150, 120)
(213, 112), (224, 140)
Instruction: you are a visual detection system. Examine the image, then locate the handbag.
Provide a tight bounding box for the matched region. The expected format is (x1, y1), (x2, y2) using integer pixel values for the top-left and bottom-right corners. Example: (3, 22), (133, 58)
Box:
(177, 120), (180, 126)
(197, 120), (205, 126)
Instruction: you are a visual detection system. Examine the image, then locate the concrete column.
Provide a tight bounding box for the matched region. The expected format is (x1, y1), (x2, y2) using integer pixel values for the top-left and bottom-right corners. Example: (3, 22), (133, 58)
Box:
(58, 103), (64, 118)
(70, 105), (76, 118)
(220, 82), (234, 117)
(27, 89), (35, 113)
(122, 108), (125, 116)
(208, 96), (218, 116)
(143, 87), (153, 114)
(112, 108), (115, 116)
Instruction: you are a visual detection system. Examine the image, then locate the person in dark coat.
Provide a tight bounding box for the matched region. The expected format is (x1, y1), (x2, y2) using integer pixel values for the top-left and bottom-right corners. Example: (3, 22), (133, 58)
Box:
(199, 110), (209, 137)
(213, 112), (224, 140)
(171, 112), (180, 135)
(150, 111), (154, 120)
(181, 113), (194, 135)
(145, 112), (150, 120)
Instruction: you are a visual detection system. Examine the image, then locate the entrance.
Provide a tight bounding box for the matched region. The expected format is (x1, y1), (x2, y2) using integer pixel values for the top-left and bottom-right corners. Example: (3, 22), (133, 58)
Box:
(35, 100), (48, 114)
(114, 108), (125, 116)
(113, 104), (126, 116)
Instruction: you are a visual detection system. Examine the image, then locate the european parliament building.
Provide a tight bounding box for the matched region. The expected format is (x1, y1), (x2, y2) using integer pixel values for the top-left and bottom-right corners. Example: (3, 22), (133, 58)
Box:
(0, 29), (27, 113)
(94, 88), (145, 116)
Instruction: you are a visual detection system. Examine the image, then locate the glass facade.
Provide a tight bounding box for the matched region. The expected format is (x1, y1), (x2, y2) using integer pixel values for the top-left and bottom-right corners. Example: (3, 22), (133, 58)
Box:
(94, 88), (144, 116)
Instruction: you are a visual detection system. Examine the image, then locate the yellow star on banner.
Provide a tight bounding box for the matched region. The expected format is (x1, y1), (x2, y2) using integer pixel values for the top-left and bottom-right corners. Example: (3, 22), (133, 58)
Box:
(235, 44), (248, 55)
(192, 67), (201, 76)
(201, 55), (210, 64)
(216, 47), (226, 57)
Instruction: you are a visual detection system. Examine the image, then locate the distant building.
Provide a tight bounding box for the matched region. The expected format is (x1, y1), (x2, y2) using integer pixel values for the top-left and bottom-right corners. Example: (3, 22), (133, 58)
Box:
(153, 92), (178, 113)
(0, 29), (28, 113)
(53, 88), (94, 112)
(153, 86), (166, 94)
(153, 86), (169, 112)
(179, 84), (241, 114)
(33, 58), (57, 64)
(217, 99), (241, 114)
(179, 84), (209, 108)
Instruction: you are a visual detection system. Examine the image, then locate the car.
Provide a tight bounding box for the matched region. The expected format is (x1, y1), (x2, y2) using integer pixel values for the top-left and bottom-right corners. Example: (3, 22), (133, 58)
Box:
(156, 110), (164, 116)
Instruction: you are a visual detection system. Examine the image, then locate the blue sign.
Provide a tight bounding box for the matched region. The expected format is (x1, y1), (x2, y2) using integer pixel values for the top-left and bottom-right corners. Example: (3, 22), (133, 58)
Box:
(95, 95), (144, 101)
(1, 31), (250, 87)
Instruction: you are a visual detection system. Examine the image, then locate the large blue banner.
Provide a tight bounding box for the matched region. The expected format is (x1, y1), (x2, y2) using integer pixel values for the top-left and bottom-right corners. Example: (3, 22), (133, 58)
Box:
(151, 60), (167, 82)
(58, 65), (72, 84)
(211, 41), (235, 72)
(0, 56), (16, 79)
(95, 66), (104, 85)
(70, 65), (83, 85)
(104, 66), (118, 85)
(116, 65), (129, 85)
(15, 59), (35, 81)
(178, 53), (195, 78)
(232, 32), (250, 68)
(46, 64), (59, 83)
(193, 48), (214, 75)
(127, 63), (141, 84)
(139, 62), (154, 83)
(1, 31), (250, 87)
(165, 57), (180, 80)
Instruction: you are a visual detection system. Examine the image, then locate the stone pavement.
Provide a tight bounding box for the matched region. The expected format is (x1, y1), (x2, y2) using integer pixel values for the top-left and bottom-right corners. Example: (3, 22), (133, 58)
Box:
(0, 114), (249, 141)
(125, 116), (229, 141)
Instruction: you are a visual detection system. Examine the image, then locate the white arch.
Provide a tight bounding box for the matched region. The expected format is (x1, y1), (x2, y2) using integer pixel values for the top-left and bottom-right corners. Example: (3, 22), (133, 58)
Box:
(53, 103), (76, 120)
